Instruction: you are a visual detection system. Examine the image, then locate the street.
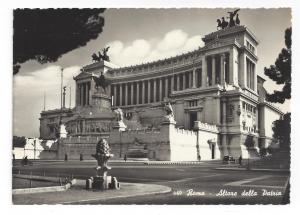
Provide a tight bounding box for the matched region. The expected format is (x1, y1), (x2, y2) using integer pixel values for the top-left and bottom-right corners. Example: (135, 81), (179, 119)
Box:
(12, 160), (289, 204)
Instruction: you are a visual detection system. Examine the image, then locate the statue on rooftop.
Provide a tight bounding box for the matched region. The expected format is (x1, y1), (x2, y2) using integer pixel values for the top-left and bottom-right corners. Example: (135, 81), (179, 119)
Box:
(216, 9), (240, 30)
(92, 46), (110, 62)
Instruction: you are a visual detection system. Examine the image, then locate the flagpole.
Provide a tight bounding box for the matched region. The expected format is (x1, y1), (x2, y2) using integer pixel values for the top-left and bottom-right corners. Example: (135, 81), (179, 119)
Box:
(60, 67), (63, 110)
(69, 86), (72, 108)
(43, 91), (46, 111)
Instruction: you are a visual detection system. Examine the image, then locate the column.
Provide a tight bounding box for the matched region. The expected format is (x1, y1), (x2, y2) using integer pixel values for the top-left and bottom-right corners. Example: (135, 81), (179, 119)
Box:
(119, 84), (123, 106)
(142, 81), (145, 104)
(86, 82), (90, 105)
(165, 77), (168, 98)
(125, 83), (128, 106)
(85, 83), (88, 105)
(130, 82), (134, 105)
(192, 68), (196, 88)
(76, 84), (80, 106)
(202, 56), (207, 87)
(148, 79), (151, 103)
(189, 71), (193, 88)
(183, 73), (186, 90)
(171, 76), (174, 92)
(80, 83), (84, 106)
(212, 56), (216, 86)
(136, 82), (140, 105)
(90, 79), (94, 105)
(108, 84), (111, 97)
(220, 54), (225, 86)
(153, 79), (157, 102)
(159, 78), (163, 101)
(176, 74), (180, 91)
(241, 54), (247, 88)
(222, 100), (227, 125)
(254, 64), (257, 92)
(83, 83), (86, 106)
(113, 85), (117, 106)
(222, 135), (229, 156)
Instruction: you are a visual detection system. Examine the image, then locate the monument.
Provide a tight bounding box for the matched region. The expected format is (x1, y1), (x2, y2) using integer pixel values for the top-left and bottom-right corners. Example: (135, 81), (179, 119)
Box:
(39, 10), (284, 161)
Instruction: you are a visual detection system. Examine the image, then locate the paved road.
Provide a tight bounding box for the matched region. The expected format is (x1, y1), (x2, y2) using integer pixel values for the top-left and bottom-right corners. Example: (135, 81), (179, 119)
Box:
(12, 160), (290, 204)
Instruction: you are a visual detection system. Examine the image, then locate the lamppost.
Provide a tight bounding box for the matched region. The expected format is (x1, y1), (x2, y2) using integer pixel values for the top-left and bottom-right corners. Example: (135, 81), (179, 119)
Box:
(119, 130), (122, 158)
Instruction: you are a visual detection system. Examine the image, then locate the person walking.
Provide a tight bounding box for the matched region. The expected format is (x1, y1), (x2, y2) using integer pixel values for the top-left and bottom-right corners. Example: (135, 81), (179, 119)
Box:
(124, 154), (127, 162)
(238, 155), (242, 166)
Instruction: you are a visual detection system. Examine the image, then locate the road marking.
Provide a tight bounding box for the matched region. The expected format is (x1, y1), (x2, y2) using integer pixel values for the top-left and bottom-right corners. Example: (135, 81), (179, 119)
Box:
(119, 177), (170, 182)
(119, 173), (225, 183)
(172, 173), (225, 183)
(225, 175), (270, 186)
(224, 175), (287, 189)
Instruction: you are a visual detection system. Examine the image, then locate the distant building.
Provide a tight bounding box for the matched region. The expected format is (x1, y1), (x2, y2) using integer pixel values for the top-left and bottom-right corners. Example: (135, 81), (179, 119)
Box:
(39, 25), (283, 161)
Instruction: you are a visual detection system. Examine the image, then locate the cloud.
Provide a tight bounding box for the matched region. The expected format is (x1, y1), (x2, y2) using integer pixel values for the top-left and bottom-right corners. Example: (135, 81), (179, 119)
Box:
(157, 29), (188, 51)
(107, 29), (204, 66)
(13, 66), (81, 137)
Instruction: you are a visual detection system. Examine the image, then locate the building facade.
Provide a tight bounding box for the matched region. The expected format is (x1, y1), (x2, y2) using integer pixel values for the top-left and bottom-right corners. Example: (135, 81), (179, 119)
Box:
(39, 25), (283, 161)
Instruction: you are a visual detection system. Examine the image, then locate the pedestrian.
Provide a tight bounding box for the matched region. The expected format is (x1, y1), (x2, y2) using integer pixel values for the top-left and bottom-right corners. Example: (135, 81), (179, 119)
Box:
(23, 156), (28, 165)
(238, 155), (242, 165)
(124, 154), (127, 162)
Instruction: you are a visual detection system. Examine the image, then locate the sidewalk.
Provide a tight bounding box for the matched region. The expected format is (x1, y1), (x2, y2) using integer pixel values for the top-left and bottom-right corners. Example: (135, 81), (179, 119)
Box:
(12, 179), (172, 204)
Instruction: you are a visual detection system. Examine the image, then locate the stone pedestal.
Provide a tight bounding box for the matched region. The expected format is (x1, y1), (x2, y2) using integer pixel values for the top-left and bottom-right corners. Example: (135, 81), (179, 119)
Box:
(113, 121), (127, 131)
(86, 139), (120, 191)
(92, 176), (112, 190)
(161, 116), (177, 126)
(92, 93), (111, 111)
(59, 124), (68, 138)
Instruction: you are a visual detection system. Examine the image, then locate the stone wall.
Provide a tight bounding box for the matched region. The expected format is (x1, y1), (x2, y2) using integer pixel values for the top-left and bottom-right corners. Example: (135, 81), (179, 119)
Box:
(109, 128), (170, 161)
(197, 129), (220, 160)
(59, 136), (106, 160)
(169, 128), (197, 161)
(56, 120), (221, 161)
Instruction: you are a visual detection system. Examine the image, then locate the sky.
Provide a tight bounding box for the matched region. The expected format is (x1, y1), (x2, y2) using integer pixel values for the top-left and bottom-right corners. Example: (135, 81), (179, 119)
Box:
(13, 8), (292, 137)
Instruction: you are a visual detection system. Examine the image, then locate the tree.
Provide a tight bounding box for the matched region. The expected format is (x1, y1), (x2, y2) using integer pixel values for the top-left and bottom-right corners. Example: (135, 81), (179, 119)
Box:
(13, 8), (106, 74)
(12, 136), (26, 148)
(272, 112), (291, 150)
(264, 27), (291, 103)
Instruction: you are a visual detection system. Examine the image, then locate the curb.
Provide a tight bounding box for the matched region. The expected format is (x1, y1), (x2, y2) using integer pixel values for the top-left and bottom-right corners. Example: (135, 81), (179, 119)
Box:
(215, 167), (290, 172)
(13, 174), (70, 182)
(12, 177), (76, 195)
(144, 161), (203, 165)
(62, 182), (172, 204)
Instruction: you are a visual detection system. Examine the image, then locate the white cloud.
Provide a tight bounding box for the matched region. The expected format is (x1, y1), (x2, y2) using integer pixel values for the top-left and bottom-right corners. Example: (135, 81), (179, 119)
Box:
(107, 29), (204, 67)
(157, 29), (188, 51)
(182, 35), (204, 52)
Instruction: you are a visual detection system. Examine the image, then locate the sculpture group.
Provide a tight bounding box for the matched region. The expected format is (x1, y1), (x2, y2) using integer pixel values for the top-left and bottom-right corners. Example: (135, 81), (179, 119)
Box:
(217, 9), (240, 30)
(92, 46), (110, 62)
(93, 72), (109, 94)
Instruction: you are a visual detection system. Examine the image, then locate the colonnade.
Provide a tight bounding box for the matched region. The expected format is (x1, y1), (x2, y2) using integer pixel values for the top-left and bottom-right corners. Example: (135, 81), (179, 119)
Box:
(77, 82), (91, 106)
(111, 52), (231, 107)
(111, 69), (201, 106)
